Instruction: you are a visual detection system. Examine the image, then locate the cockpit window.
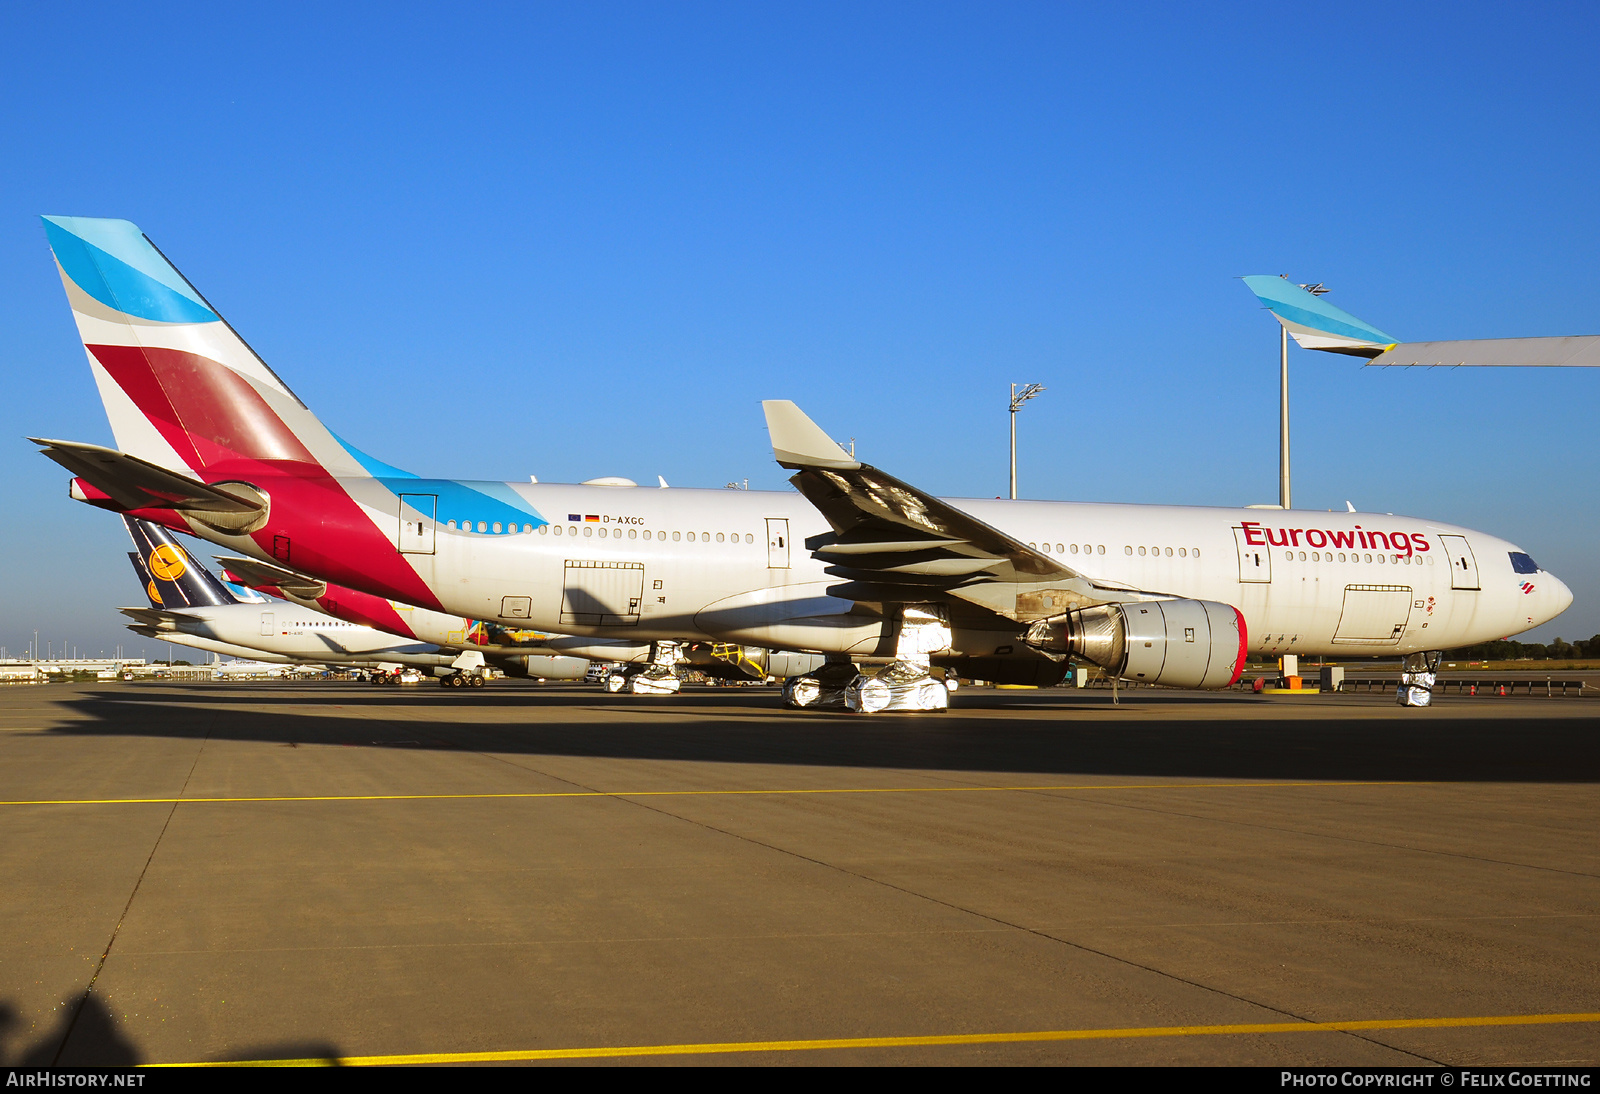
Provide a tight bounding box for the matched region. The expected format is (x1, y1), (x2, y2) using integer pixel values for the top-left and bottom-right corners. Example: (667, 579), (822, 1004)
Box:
(1509, 552), (1540, 574)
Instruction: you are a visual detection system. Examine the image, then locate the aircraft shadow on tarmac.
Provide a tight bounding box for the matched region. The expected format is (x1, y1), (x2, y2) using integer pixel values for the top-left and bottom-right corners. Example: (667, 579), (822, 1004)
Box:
(0, 994), (341, 1067)
(41, 683), (1600, 783)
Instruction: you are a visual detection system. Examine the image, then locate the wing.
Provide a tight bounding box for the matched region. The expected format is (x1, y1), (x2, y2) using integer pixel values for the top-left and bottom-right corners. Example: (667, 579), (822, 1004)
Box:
(762, 401), (1137, 624)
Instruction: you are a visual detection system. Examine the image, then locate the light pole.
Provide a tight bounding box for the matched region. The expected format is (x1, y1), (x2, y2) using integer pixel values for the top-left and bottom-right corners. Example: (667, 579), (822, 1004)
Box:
(1009, 382), (1045, 500)
(1275, 277), (1328, 511)
(1279, 322), (1290, 510)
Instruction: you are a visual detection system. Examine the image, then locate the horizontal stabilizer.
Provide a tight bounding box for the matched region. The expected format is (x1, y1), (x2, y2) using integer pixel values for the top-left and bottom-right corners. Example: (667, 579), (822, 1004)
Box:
(214, 555), (328, 599)
(762, 401), (861, 470)
(1241, 276), (1397, 356)
(32, 438), (266, 514)
(1366, 336), (1600, 367)
(118, 606), (185, 627)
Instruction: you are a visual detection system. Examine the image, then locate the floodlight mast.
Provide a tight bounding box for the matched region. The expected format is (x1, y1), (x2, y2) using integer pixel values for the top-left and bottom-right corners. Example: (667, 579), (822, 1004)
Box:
(1280, 323), (1290, 510)
(1275, 277), (1328, 510)
(1008, 382), (1045, 500)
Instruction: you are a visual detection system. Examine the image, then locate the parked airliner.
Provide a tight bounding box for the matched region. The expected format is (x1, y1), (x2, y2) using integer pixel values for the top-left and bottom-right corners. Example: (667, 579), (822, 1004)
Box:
(121, 516), (588, 683)
(33, 216), (1571, 707)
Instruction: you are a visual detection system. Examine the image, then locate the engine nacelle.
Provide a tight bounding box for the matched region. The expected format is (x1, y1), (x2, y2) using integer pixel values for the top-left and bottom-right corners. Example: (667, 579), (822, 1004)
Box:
(1025, 599), (1247, 689)
(496, 654), (591, 681)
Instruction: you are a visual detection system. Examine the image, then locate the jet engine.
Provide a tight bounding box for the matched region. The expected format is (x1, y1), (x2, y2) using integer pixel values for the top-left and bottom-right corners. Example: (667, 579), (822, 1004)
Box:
(496, 654), (591, 681)
(1025, 599), (1246, 689)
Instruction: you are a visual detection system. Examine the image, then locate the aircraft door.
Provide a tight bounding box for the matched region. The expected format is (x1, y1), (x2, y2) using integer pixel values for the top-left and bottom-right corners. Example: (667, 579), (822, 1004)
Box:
(766, 519), (790, 569)
(399, 494), (437, 555)
(561, 561), (644, 626)
(1438, 535), (1480, 590)
(260, 611), (274, 636)
(1233, 527), (1271, 582)
(1332, 585), (1413, 645)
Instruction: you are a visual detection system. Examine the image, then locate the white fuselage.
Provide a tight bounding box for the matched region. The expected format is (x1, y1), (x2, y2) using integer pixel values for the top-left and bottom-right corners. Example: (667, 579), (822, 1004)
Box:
(153, 603), (457, 667)
(348, 483), (1570, 658)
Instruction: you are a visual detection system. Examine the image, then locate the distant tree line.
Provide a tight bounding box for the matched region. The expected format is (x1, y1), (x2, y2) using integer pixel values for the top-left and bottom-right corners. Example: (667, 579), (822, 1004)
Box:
(1445, 636), (1600, 661)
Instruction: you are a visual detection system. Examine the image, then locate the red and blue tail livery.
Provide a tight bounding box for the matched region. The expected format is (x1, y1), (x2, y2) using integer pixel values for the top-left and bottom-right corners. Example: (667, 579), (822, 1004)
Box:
(38, 216), (548, 615)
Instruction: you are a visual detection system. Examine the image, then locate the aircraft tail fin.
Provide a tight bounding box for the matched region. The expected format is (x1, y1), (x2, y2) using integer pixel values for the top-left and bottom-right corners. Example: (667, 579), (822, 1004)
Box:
(123, 515), (253, 608)
(41, 216), (384, 481)
(1240, 275), (1397, 357)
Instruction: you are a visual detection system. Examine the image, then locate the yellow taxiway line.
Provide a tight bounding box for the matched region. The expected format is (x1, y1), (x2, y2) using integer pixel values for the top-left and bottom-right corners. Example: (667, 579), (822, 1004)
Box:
(0, 779), (1418, 808)
(157, 1011), (1600, 1066)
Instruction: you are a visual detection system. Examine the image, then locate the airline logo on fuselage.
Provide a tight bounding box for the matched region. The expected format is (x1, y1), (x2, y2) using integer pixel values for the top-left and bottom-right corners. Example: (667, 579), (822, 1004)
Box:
(1239, 521), (1432, 557)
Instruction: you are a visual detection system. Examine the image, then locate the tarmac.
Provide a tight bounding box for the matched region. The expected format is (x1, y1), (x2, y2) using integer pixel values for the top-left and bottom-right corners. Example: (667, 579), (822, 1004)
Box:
(0, 680), (1596, 1067)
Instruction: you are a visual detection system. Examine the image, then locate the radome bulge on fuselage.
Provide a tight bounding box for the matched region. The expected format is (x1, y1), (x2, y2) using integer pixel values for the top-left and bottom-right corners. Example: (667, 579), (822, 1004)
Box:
(32, 215), (1572, 690)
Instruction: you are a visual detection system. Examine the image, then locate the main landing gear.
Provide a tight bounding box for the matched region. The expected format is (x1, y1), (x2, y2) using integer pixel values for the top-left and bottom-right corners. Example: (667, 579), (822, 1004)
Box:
(783, 605), (953, 714)
(602, 641), (685, 696)
(436, 648), (490, 690)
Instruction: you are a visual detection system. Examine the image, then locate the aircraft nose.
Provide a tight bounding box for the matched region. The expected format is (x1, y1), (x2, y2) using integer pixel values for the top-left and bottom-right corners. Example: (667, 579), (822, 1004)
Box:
(1548, 572), (1574, 620)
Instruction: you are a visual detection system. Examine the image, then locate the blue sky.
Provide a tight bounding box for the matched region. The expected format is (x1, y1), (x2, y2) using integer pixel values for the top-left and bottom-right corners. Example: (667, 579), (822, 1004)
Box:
(3, 1), (1598, 658)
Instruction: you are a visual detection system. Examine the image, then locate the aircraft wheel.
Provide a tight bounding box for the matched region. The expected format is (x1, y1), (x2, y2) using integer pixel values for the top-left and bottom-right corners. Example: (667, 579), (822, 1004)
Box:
(604, 672), (628, 693)
(470, 674), (486, 688)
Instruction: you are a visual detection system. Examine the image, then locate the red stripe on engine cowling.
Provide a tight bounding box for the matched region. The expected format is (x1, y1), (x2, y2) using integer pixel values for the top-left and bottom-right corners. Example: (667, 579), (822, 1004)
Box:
(1226, 606), (1249, 687)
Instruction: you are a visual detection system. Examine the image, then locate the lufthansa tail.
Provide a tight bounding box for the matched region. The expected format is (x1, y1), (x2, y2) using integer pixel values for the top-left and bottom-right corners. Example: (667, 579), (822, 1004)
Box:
(123, 516), (263, 609)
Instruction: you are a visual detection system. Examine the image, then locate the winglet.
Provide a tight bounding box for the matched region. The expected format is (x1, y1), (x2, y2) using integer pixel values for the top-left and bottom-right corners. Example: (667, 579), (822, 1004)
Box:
(762, 401), (861, 470)
(1240, 275), (1397, 357)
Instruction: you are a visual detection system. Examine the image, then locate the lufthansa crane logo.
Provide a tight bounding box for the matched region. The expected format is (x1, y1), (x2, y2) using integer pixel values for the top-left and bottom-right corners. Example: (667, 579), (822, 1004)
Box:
(148, 544), (188, 581)
(147, 580), (163, 605)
